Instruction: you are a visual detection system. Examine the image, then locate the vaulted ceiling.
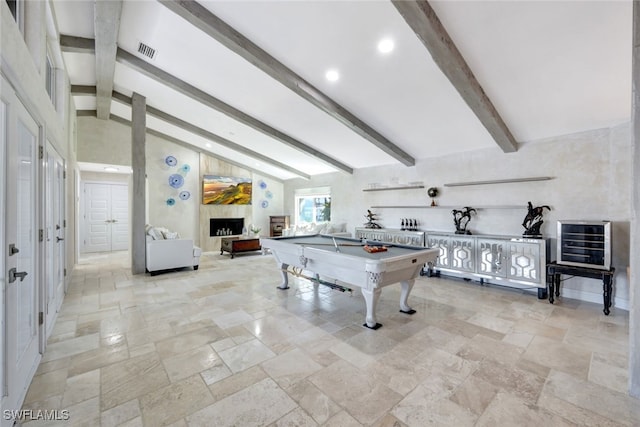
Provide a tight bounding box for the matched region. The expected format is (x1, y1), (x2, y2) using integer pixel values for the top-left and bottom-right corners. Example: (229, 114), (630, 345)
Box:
(52, 0), (632, 181)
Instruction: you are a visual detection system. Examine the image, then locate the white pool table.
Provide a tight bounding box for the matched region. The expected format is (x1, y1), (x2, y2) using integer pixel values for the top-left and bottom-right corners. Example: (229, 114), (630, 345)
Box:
(260, 234), (439, 329)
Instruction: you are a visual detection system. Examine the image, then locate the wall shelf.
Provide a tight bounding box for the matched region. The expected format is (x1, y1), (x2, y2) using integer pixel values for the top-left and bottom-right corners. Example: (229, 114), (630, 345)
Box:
(363, 185), (425, 192)
(370, 205), (526, 210)
(443, 177), (553, 187)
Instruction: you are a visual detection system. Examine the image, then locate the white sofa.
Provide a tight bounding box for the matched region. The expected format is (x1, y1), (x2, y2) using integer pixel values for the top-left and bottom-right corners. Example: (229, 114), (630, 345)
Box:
(145, 235), (202, 276)
(281, 222), (351, 238)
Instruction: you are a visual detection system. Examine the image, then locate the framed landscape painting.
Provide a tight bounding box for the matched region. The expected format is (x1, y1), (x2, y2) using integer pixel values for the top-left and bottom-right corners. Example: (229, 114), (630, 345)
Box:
(202, 175), (252, 205)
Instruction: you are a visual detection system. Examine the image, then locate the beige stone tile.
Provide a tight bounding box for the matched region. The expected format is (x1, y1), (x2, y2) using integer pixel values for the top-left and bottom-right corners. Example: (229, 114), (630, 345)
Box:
(513, 318), (567, 341)
(588, 352), (629, 394)
(564, 323), (628, 355)
(449, 375), (498, 416)
(154, 326), (226, 359)
(161, 344), (220, 383)
(475, 392), (572, 426)
(404, 325), (468, 355)
(543, 370), (640, 425)
(100, 311), (147, 338)
(392, 383), (477, 427)
(67, 338), (129, 377)
(522, 336), (591, 379)
(456, 334), (524, 366)
(140, 374), (213, 426)
(24, 369), (68, 404)
(309, 360), (402, 425)
(212, 309), (254, 329)
(101, 352), (170, 411)
(537, 390), (629, 427)
(322, 410), (363, 427)
(467, 312), (515, 334)
(207, 365), (269, 402)
(100, 399), (140, 427)
(62, 369), (100, 407)
(187, 378), (296, 427)
(261, 348), (323, 388)
(370, 413), (409, 427)
(196, 356), (231, 386)
(35, 357), (71, 376)
(472, 360), (545, 404)
(273, 407), (318, 427)
(41, 333), (101, 362)
(66, 395), (100, 427)
(285, 380), (341, 425)
(218, 339), (276, 373)
(434, 317), (504, 341)
(211, 337), (236, 352)
(119, 416), (143, 427)
(125, 323), (175, 348)
(129, 342), (156, 358)
(502, 331), (534, 348)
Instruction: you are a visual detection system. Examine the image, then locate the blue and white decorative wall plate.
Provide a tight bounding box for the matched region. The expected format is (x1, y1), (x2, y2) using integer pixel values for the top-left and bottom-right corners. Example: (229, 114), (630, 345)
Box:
(165, 155), (177, 167)
(265, 190), (273, 199)
(179, 191), (191, 200)
(259, 180), (267, 190)
(181, 164), (191, 173)
(260, 200), (269, 208)
(166, 198), (176, 206)
(169, 174), (184, 188)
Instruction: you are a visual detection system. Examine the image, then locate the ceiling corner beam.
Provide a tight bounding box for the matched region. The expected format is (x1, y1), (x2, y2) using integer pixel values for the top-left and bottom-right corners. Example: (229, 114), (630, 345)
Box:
(110, 91), (311, 179)
(159, 0), (414, 166)
(115, 47), (353, 174)
(59, 34), (95, 54)
(392, 0), (518, 153)
(94, 0), (123, 120)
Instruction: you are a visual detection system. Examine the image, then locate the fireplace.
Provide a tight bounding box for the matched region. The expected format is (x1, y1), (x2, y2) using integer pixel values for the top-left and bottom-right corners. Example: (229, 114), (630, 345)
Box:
(210, 218), (244, 236)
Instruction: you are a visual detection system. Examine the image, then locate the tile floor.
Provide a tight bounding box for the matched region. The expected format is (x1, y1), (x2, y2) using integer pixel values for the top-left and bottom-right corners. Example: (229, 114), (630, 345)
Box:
(20, 250), (639, 426)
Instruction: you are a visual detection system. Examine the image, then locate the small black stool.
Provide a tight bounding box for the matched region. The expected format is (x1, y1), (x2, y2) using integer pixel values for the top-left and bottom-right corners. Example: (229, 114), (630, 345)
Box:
(546, 261), (615, 315)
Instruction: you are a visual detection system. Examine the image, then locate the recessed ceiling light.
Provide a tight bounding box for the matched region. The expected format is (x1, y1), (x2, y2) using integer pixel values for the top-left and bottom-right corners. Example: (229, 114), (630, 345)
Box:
(378, 38), (395, 54)
(206, 143), (212, 148)
(104, 166), (119, 172)
(325, 69), (339, 82)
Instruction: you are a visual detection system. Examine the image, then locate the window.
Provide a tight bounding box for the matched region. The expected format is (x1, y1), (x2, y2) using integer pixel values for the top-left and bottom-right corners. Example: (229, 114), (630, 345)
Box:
(45, 53), (55, 105)
(294, 187), (331, 225)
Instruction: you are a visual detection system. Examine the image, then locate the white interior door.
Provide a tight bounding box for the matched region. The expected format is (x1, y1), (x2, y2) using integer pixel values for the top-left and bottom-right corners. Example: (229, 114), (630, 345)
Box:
(110, 184), (129, 251)
(83, 182), (129, 253)
(0, 85), (7, 425)
(44, 143), (65, 334)
(3, 85), (41, 416)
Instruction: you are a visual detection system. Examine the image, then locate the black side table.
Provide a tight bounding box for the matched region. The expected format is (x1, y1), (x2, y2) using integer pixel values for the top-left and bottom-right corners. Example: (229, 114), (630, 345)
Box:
(546, 261), (615, 315)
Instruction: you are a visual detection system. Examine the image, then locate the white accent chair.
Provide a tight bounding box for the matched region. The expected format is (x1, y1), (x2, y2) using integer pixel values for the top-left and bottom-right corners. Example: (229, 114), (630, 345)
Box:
(146, 237), (202, 275)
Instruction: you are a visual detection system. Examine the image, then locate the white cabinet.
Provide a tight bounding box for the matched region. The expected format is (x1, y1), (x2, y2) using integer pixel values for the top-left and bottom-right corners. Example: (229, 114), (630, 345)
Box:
(425, 232), (548, 298)
(355, 227), (425, 247)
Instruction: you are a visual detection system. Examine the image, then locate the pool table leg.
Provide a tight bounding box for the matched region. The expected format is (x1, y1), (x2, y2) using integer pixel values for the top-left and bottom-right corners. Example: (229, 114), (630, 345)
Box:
(361, 287), (382, 330)
(399, 279), (417, 315)
(277, 263), (290, 290)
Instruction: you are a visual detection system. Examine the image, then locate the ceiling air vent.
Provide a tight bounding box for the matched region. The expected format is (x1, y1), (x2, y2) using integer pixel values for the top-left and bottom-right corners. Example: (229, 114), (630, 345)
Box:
(137, 42), (156, 60)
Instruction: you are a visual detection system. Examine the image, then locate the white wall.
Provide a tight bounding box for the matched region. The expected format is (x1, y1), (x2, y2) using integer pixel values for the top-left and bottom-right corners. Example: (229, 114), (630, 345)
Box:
(146, 133), (200, 241)
(285, 124), (632, 309)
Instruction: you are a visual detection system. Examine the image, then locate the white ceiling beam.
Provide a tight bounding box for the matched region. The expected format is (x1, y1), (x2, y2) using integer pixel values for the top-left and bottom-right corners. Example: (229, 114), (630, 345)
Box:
(94, 0), (122, 120)
(60, 35), (353, 174)
(159, 0), (416, 167)
(392, 0), (518, 153)
(115, 48), (354, 174)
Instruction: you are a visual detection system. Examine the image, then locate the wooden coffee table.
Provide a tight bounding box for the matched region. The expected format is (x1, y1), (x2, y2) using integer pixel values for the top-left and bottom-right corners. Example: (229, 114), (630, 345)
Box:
(220, 236), (262, 258)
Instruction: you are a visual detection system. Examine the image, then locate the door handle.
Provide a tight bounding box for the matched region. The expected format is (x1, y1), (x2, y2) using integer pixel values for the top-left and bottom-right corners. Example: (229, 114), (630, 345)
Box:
(112, 219), (117, 223)
(9, 244), (19, 256)
(56, 237), (64, 242)
(8, 268), (28, 283)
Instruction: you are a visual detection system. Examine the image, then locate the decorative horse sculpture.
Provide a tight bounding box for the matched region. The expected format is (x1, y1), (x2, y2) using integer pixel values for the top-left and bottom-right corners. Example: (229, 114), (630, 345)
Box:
(364, 209), (382, 229)
(452, 207), (476, 234)
(522, 202), (550, 237)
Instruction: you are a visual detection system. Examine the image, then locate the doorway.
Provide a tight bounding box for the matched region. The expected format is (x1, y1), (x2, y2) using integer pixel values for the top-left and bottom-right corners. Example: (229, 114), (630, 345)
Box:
(1, 77), (42, 418)
(44, 142), (66, 336)
(82, 182), (129, 253)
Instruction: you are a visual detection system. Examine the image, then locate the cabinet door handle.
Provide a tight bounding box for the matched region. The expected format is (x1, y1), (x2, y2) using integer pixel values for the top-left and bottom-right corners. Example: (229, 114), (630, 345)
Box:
(56, 237), (64, 242)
